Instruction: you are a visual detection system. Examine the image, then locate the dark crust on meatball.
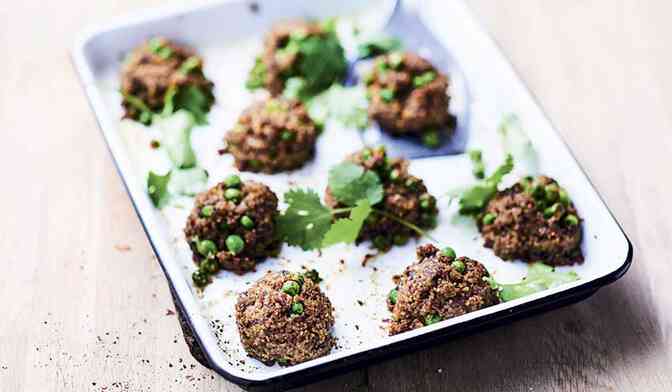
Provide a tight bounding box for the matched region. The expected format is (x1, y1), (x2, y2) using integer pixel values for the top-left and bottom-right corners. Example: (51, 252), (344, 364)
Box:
(184, 181), (280, 273)
(367, 52), (452, 135)
(235, 271), (335, 365)
(120, 37), (214, 120)
(225, 98), (318, 173)
(388, 244), (500, 335)
(260, 21), (325, 96)
(325, 147), (439, 251)
(478, 176), (583, 266)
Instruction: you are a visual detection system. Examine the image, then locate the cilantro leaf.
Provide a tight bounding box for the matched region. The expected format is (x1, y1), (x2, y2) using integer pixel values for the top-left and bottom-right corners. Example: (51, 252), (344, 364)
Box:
(458, 154), (513, 215)
(486, 263), (579, 302)
(328, 162), (383, 206)
(147, 171), (171, 208)
(499, 114), (539, 175)
(168, 167), (208, 196)
(164, 85), (214, 125)
(276, 189), (334, 250)
(246, 56), (267, 90)
(322, 199), (372, 247)
(155, 110), (197, 169)
(357, 35), (402, 58)
(306, 85), (369, 129)
(282, 77), (310, 102)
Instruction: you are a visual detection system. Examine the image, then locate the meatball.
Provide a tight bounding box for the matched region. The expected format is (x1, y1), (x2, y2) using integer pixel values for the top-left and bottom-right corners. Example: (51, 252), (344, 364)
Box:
(387, 244), (500, 335)
(184, 176), (281, 283)
(325, 146), (439, 251)
(120, 37), (214, 124)
(225, 97), (318, 173)
(235, 271), (335, 366)
(478, 176), (583, 266)
(365, 52), (453, 137)
(247, 20), (347, 96)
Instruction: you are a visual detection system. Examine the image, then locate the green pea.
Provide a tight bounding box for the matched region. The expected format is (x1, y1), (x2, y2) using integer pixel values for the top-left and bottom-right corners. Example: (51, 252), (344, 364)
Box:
(388, 288), (398, 305)
(291, 302), (304, 315)
(559, 189), (571, 206)
(393, 234), (409, 246)
(544, 203), (561, 219)
(224, 174), (241, 188)
(422, 130), (441, 149)
(240, 215), (255, 229)
(451, 259), (466, 273)
(282, 280), (301, 296)
(200, 205), (214, 217)
(192, 270), (209, 288)
(196, 240), (218, 257)
(424, 314), (442, 326)
(440, 247), (457, 260)
(544, 184), (559, 202)
(420, 195), (435, 210)
(225, 235), (245, 254)
(482, 212), (497, 225)
(565, 214), (579, 226)
(389, 169), (401, 181)
(361, 148), (372, 161)
(280, 130), (295, 141)
(380, 88), (395, 102)
(373, 235), (390, 251)
(225, 188), (242, 202)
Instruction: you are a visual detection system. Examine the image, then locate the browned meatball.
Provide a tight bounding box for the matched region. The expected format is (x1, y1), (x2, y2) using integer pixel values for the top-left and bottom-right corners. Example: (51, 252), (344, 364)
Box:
(325, 146), (439, 251)
(120, 37), (214, 123)
(387, 244), (500, 335)
(235, 271), (335, 366)
(246, 20), (347, 96)
(184, 176), (280, 280)
(478, 176), (583, 266)
(366, 52), (452, 136)
(225, 97), (318, 173)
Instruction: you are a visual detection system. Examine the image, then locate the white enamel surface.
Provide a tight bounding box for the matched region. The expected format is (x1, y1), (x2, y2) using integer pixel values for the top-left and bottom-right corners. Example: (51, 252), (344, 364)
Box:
(72, 0), (630, 383)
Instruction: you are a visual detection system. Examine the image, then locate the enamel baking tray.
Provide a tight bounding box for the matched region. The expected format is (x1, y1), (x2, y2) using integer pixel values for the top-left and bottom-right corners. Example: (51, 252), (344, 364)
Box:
(72, 0), (633, 390)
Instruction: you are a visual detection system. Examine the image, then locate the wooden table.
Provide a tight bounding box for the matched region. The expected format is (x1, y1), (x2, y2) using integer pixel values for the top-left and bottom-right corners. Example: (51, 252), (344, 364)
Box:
(2, 0), (671, 390)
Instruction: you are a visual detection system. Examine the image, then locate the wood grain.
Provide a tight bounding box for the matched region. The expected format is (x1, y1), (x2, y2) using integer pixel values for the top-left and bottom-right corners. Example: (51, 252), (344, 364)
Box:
(1, 0), (671, 391)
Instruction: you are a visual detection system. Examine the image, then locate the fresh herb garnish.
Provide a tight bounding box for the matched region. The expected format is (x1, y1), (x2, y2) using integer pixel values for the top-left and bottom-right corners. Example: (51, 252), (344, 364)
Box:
(328, 162), (383, 206)
(156, 110), (197, 169)
(357, 35), (402, 58)
(303, 85), (369, 129)
(163, 85), (214, 125)
(277, 159), (435, 250)
(246, 56), (267, 90)
(121, 91), (154, 125)
(179, 56), (201, 75)
(486, 263), (579, 302)
(276, 189), (334, 250)
(147, 171), (172, 208)
(458, 154), (513, 215)
(148, 38), (173, 59)
(413, 71), (436, 88)
(468, 149), (486, 179)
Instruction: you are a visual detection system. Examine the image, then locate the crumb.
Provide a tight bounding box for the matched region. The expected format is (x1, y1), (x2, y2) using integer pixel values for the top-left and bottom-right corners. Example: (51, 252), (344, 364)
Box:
(114, 244), (132, 252)
(166, 309), (176, 316)
(150, 140), (161, 149)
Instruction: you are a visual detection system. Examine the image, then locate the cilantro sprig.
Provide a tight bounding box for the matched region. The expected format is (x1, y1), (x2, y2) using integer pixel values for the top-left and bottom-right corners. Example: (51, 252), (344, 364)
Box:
(277, 161), (436, 250)
(458, 154), (513, 215)
(485, 263), (579, 302)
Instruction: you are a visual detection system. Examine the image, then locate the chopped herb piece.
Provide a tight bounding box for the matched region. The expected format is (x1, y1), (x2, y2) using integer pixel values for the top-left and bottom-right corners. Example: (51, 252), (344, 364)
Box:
(147, 171), (171, 208)
(413, 71), (436, 88)
(276, 189), (334, 250)
(388, 52), (404, 69)
(486, 263), (579, 302)
(468, 149), (486, 179)
(303, 269), (322, 283)
(565, 214), (579, 226)
(246, 56), (267, 90)
(328, 162), (384, 206)
(379, 88), (395, 102)
(458, 154), (514, 215)
(422, 130), (441, 149)
(322, 199), (372, 247)
(424, 314), (442, 326)
(388, 288), (398, 305)
(121, 91), (154, 125)
(357, 35), (402, 58)
(179, 56), (201, 75)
